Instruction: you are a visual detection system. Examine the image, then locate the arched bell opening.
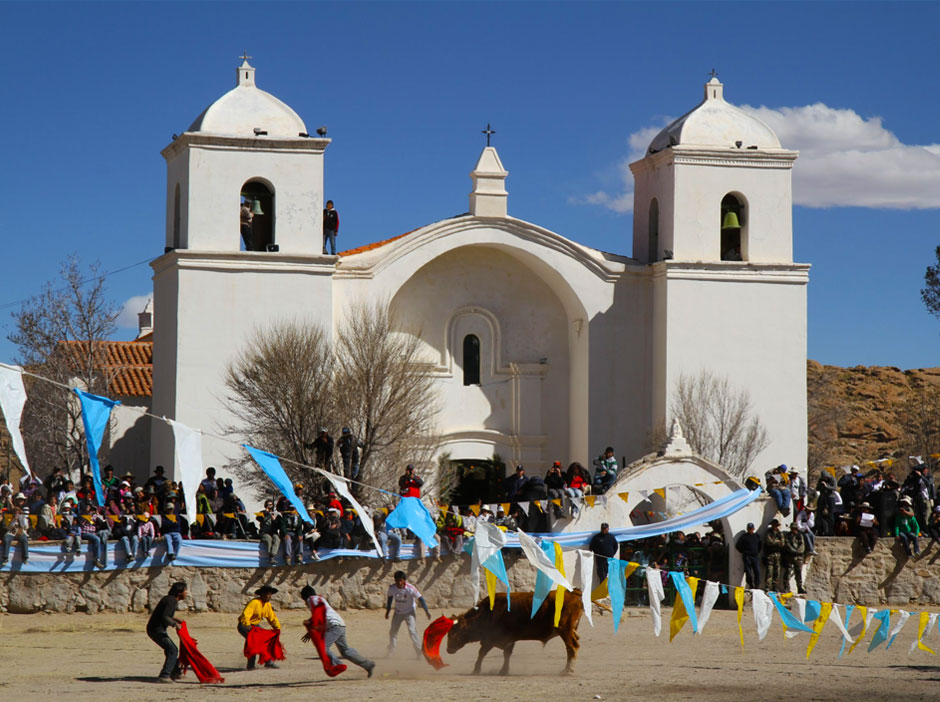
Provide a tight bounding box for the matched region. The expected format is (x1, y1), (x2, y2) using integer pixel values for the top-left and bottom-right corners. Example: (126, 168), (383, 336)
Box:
(720, 193), (746, 261)
(240, 180), (275, 251)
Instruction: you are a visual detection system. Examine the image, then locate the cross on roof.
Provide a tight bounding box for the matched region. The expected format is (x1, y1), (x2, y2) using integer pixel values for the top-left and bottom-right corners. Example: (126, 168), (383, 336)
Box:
(240, 51), (253, 62)
(482, 123), (495, 147)
(708, 68), (719, 80)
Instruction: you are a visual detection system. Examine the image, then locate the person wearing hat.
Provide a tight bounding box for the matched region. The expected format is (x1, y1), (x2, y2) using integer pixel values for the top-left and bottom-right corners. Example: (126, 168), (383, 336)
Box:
(300, 585), (375, 676)
(148, 581), (188, 682)
(398, 464), (423, 498)
(503, 464), (529, 502)
(838, 465), (862, 512)
(592, 447), (619, 494)
(854, 501), (879, 554)
(894, 496), (922, 557)
(735, 522), (762, 589)
(1, 492), (30, 565)
(238, 586), (282, 670)
(765, 466), (792, 517)
(783, 523), (807, 594)
(160, 498), (183, 562)
(763, 519), (785, 591)
(337, 427), (362, 480)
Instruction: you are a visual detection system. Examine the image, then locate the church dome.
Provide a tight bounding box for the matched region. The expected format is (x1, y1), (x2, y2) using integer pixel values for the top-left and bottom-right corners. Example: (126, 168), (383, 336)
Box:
(188, 60), (307, 138)
(647, 77), (780, 153)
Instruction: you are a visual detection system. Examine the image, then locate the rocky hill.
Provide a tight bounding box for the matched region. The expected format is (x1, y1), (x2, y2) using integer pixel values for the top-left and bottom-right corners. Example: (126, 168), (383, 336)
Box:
(807, 360), (940, 471)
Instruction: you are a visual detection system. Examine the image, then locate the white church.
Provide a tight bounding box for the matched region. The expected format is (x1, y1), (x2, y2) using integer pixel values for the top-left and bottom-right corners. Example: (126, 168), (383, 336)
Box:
(149, 59), (809, 487)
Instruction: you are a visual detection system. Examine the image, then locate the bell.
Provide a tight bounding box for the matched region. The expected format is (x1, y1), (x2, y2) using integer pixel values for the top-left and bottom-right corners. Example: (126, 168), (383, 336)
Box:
(251, 199), (264, 216)
(721, 211), (740, 230)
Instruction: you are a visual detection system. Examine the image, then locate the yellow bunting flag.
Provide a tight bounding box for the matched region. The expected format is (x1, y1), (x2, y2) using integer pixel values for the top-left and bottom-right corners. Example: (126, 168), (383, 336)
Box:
(734, 587), (745, 650)
(806, 602), (833, 658)
(486, 569), (497, 609)
(468, 504), (481, 516)
(553, 541), (567, 627)
(2, 514), (12, 525)
(137, 514), (150, 522)
(195, 514), (205, 526)
(533, 501), (543, 512)
(82, 515), (93, 523)
(500, 503), (510, 514)
(108, 515), (120, 522)
(625, 561), (639, 580)
(29, 515), (38, 527)
(223, 512), (235, 518)
(847, 606), (868, 655)
(653, 488), (666, 500)
(617, 492), (629, 503)
(916, 612), (935, 654)
(55, 515), (62, 527)
(584, 495), (596, 508)
(550, 499), (561, 507)
(591, 579), (609, 601)
(255, 512), (264, 517)
(669, 576), (700, 642)
(165, 514), (177, 522)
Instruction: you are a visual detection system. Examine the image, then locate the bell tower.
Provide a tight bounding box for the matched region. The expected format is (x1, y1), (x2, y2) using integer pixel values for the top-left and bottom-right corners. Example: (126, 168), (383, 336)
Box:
(151, 59), (336, 478)
(633, 76), (810, 475)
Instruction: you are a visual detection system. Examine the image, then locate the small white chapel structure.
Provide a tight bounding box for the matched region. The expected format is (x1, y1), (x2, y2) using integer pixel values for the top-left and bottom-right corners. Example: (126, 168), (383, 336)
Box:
(150, 60), (809, 489)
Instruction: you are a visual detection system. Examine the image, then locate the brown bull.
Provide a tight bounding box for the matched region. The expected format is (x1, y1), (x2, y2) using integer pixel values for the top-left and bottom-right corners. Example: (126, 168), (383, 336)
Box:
(446, 590), (584, 675)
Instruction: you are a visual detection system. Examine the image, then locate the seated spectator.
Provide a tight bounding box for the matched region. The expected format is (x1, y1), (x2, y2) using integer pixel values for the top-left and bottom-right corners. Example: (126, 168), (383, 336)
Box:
(436, 509), (465, 556)
(503, 465), (528, 501)
(114, 512), (140, 562)
(93, 507), (112, 568)
(494, 507), (517, 531)
(138, 512), (155, 556)
(60, 499), (81, 554)
(39, 493), (63, 539)
(854, 501), (879, 554)
(79, 503), (105, 567)
(592, 446), (619, 494)
(102, 465), (119, 492)
(925, 506), (940, 545)
(58, 480), (77, 507)
(43, 466), (68, 502)
(318, 509), (343, 549)
(280, 508), (305, 564)
(1, 493), (30, 565)
(545, 462), (567, 500)
(895, 496), (921, 557)
(838, 465), (862, 512)
(794, 502), (817, 555)
(161, 500), (183, 562)
(765, 465), (792, 516)
(76, 475), (98, 509)
(565, 463), (590, 513)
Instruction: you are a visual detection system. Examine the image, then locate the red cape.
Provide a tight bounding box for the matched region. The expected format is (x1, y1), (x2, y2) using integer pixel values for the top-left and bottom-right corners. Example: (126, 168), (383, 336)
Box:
(304, 602), (347, 677)
(244, 626), (286, 665)
(422, 615), (455, 670)
(177, 621), (225, 684)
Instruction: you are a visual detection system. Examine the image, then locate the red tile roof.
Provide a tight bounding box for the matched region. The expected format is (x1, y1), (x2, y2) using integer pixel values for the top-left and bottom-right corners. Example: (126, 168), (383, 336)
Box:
(338, 228), (417, 257)
(60, 340), (153, 398)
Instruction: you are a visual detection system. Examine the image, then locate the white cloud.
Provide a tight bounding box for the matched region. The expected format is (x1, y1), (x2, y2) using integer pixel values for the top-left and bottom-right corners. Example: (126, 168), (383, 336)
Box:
(116, 294), (151, 329)
(578, 104), (940, 212)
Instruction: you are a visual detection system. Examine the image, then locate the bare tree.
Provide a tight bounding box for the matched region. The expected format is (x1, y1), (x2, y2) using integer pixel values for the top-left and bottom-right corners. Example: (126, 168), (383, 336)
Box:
(8, 255), (120, 477)
(921, 245), (940, 323)
(333, 300), (442, 504)
(670, 369), (770, 477)
(899, 381), (940, 462)
(223, 320), (334, 496)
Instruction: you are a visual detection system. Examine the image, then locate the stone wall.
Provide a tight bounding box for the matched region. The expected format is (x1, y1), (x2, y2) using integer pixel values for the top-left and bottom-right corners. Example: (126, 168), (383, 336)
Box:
(4, 538), (940, 615)
(0, 553), (536, 615)
(804, 536), (940, 606)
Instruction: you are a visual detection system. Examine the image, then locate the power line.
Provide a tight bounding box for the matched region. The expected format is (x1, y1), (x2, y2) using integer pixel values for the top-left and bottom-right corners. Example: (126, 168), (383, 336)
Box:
(0, 256), (156, 313)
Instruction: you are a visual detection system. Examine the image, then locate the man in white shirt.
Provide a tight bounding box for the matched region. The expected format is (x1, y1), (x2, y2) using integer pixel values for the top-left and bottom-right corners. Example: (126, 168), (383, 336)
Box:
(300, 585), (375, 676)
(384, 570), (431, 657)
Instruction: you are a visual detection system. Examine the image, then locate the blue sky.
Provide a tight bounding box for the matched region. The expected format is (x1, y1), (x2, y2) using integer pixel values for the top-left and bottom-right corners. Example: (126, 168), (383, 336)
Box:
(1, 1), (938, 369)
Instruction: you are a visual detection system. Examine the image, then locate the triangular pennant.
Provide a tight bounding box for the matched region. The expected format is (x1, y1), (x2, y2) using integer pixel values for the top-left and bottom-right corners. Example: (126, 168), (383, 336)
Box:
(617, 492), (629, 503)
(584, 495), (596, 508)
(653, 488), (666, 500)
(468, 504), (480, 516)
(806, 602), (833, 658)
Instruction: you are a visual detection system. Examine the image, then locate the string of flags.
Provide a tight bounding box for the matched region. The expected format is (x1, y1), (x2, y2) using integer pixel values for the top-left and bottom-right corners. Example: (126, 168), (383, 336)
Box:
(821, 454), (940, 477)
(470, 526), (940, 659)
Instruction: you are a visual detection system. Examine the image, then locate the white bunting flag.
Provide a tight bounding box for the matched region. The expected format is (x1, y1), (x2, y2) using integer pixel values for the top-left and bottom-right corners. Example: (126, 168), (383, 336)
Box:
(573, 550), (594, 627)
(751, 589), (775, 641)
(828, 604), (855, 647)
(321, 470), (383, 556)
(168, 418), (203, 518)
(471, 521), (507, 605)
(647, 567), (665, 636)
(0, 363), (31, 477)
(697, 580), (721, 633)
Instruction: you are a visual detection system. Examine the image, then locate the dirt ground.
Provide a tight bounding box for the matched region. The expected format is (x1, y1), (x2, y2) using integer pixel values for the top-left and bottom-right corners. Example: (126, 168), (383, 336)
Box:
(1, 606), (939, 701)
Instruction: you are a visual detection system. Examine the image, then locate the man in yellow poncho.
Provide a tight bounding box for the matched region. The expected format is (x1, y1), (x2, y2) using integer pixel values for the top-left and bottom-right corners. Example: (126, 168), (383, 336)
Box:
(238, 585), (282, 670)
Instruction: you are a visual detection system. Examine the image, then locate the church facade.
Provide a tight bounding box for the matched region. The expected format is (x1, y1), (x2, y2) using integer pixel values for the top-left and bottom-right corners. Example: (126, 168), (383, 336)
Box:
(151, 60), (809, 483)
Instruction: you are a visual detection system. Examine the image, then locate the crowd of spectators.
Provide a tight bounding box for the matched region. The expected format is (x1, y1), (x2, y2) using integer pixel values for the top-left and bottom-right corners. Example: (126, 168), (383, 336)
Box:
(739, 460), (940, 593)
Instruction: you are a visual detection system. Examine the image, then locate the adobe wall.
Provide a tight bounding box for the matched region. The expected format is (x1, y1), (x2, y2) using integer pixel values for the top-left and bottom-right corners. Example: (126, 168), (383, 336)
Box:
(3, 537), (939, 615)
(804, 536), (940, 606)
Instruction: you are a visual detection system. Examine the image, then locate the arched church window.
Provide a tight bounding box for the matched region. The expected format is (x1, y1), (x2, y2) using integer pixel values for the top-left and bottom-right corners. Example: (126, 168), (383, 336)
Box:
(648, 198), (659, 263)
(239, 180), (275, 252)
(173, 183), (181, 248)
(720, 193), (746, 261)
(463, 334), (481, 386)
